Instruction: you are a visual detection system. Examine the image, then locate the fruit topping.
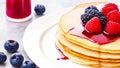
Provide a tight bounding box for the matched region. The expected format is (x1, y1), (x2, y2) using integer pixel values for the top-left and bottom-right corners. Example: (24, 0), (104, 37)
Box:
(10, 53), (24, 67)
(81, 3), (120, 35)
(81, 5), (107, 26)
(101, 3), (119, 16)
(89, 10), (103, 18)
(34, 4), (46, 15)
(0, 52), (7, 64)
(21, 61), (36, 68)
(104, 21), (120, 35)
(85, 5), (99, 13)
(85, 17), (102, 33)
(81, 13), (93, 24)
(4, 40), (19, 53)
(99, 16), (107, 27)
(107, 10), (120, 22)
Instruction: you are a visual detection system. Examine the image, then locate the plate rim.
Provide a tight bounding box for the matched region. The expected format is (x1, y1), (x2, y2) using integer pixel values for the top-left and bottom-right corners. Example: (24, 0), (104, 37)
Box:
(22, 9), (69, 68)
(22, 7), (88, 68)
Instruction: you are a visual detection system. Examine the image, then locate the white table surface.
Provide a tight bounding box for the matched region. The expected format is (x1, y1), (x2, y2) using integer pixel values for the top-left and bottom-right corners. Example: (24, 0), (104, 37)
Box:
(0, 0), (119, 68)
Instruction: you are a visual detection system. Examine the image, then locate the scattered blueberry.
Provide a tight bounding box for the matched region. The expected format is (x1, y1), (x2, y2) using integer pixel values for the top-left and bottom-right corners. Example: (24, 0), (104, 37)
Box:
(10, 53), (24, 67)
(34, 4), (46, 15)
(4, 40), (19, 53)
(85, 5), (99, 13)
(21, 61), (36, 68)
(0, 52), (7, 64)
(81, 13), (93, 24)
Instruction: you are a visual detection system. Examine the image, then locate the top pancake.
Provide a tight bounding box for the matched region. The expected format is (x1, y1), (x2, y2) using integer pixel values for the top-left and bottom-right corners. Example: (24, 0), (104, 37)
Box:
(58, 2), (120, 53)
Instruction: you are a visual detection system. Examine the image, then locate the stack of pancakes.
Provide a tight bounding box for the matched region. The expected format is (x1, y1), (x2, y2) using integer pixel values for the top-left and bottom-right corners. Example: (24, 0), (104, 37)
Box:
(56, 2), (120, 68)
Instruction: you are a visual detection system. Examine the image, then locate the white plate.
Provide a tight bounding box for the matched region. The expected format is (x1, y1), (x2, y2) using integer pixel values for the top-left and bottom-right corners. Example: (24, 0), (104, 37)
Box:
(23, 8), (88, 68)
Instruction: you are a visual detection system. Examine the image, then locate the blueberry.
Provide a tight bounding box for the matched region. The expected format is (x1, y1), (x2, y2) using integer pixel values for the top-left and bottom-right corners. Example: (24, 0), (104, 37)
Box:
(85, 5), (99, 13)
(4, 40), (19, 53)
(34, 4), (46, 15)
(81, 13), (93, 24)
(99, 16), (107, 27)
(0, 52), (7, 64)
(89, 10), (103, 18)
(21, 61), (36, 68)
(10, 53), (24, 67)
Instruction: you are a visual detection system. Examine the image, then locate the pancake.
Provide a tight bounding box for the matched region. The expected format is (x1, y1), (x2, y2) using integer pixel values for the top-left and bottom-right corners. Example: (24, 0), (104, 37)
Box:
(58, 2), (120, 53)
(56, 31), (120, 60)
(55, 1), (120, 68)
(56, 40), (120, 68)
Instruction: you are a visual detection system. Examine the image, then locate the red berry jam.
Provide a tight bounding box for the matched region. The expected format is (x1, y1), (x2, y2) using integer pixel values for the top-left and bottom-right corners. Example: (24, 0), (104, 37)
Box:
(6, 0), (31, 19)
(56, 45), (68, 60)
(69, 25), (120, 45)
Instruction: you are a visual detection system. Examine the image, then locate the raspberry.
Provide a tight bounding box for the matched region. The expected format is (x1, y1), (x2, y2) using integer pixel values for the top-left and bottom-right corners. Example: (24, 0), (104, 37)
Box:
(85, 5), (99, 13)
(101, 3), (119, 16)
(104, 21), (120, 35)
(118, 25), (120, 33)
(107, 10), (120, 22)
(85, 17), (102, 33)
(81, 13), (93, 24)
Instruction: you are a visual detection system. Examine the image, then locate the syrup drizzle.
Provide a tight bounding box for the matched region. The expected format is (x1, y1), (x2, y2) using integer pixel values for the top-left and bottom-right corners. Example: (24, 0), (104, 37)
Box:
(56, 25), (120, 67)
(69, 25), (120, 45)
(68, 25), (120, 67)
(56, 45), (68, 60)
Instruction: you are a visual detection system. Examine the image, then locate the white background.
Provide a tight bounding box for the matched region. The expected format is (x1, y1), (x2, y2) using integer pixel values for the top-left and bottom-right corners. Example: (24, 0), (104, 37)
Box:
(0, 0), (119, 68)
